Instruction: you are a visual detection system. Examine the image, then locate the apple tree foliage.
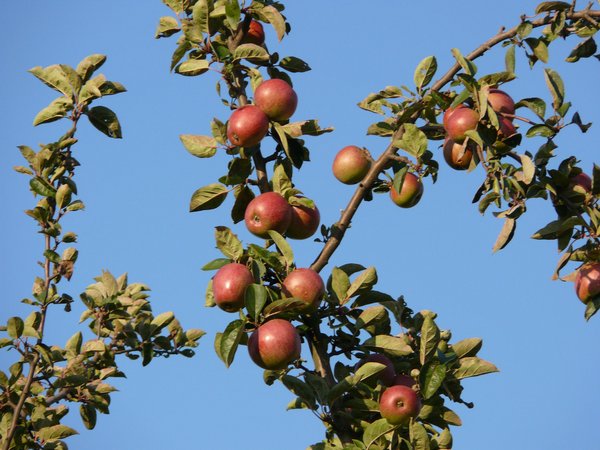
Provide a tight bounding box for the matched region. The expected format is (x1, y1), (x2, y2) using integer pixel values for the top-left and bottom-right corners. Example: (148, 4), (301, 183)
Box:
(1, 0), (599, 449)
(0, 56), (204, 449)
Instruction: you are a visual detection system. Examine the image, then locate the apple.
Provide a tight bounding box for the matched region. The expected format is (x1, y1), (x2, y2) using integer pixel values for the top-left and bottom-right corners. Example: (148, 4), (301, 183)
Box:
(212, 263), (254, 312)
(227, 105), (270, 148)
(286, 203), (320, 240)
(389, 173), (423, 208)
(497, 116), (517, 139)
(393, 374), (416, 388)
(443, 104), (466, 129)
(332, 145), (371, 184)
(242, 20), (265, 46)
(254, 79), (298, 122)
(574, 262), (600, 304)
(244, 191), (292, 238)
(443, 138), (475, 170)
(355, 354), (396, 387)
(379, 385), (421, 426)
(570, 172), (592, 193)
(281, 268), (325, 311)
(248, 319), (301, 370)
(488, 88), (515, 116)
(443, 106), (479, 143)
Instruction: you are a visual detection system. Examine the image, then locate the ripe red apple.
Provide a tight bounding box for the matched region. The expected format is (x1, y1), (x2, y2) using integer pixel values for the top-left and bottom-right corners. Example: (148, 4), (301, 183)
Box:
(227, 105), (270, 148)
(248, 319), (301, 370)
(570, 172), (592, 193)
(574, 262), (600, 304)
(443, 104), (467, 129)
(393, 374), (416, 388)
(488, 88), (515, 116)
(244, 192), (292, 238)
(212, 263), (254, 312)
(254, 79), (298, 122)
(355, 354), (396, 387)
(497, 116), (517, 139)
(443, 106), (479, 143)
(332, 145), (371, 184)
(443, 138), (475, 171)
(379, 385), (421, 426)
(286, 203), (320, 240)
(281, 268), (325, 311)
(389, 173), (424, 208)
(242, 20), (265, 45)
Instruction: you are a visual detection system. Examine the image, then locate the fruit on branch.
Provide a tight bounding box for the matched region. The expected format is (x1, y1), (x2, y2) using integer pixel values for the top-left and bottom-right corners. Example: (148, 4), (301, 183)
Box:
(379, 384), (421, 426)
(244, 192), (292, 238)
(443, 138), (475, 171)
(389, 173), (424, 208)
(212, 263), (254, 312)
(355, 354), (396, 387)
(574, 262), (600, 304)
(442, 104), (466, 130)
(570, 172), (593, 193)
(281, 268), (325, 311)
(227, 105), (270, 148)
(332, 145), (371, 184)
(443, 106), (479, 143)
(254, 79), (298, 122)
(487, 88), (515, 116)
(242, 20), (265, 46)
(286, 202), (321, 240)
(393, 374), (416, 388)
(497, 116), (517, 140)
(248, 318), (301, 370)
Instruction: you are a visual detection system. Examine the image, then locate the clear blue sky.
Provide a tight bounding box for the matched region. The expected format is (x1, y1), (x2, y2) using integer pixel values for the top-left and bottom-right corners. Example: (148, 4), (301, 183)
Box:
(1, 1), (599, 449)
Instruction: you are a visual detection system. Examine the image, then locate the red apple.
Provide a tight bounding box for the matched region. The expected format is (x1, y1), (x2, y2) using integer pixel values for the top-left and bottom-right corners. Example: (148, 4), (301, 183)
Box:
(355, 354), (396, 387)
(242, 20), (265, 46)
(286, 203), (320, 240)
(393, 374), (416, 388)
(248, 319), (301, 370)
(443, 138), (475, 171)
(443, 104), (467, 129)
(254, 79), (298, 122)
(488, 88), (515, 116)
(497, 116), (517, 139)
(444, 106), (479, 143)
(570, 172), (592, 193)
(332, 145), (371, 185)
(281, 268), (325, 311)
(212, 263), (254, 312)
(575, 262), (600, 304)
(379, 385), (421, 425)
(244, 192), (292, 238)
(227, 105), (270, 148)
(389, 173), (424, 208)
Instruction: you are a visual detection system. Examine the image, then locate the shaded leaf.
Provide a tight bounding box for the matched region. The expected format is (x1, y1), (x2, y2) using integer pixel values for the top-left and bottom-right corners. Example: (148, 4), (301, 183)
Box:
(189, 183), (228, 212)
(492, 218), (516, 253)
(245, 284), (268, 319)
(215, 226), (243, 260)
(218, 319), (246, 368)
(86, 106), (122, 138)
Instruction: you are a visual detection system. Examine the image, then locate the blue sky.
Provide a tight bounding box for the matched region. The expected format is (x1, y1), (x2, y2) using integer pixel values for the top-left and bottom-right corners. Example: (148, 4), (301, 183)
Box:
(1, 1), (599, 449)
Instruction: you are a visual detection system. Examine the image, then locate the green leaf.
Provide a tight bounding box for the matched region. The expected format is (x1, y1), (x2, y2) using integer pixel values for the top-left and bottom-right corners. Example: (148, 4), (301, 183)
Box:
(525, 38), (549, 63)
(86, 106), (122, 138)
(531, 217), (582, 239)
(65, 331), (83, 357)
(7, 317), (24, 339)
(451, 48), (477, 76)
(363, 418), (395, 450)
(346, 267), (378, 299)
(155, 16), (180, 38)
(272, 163), (293, 197)
(520, 154), (536, 185)
(584, 297), (600, 321)
(353, 362), (387, 384)
(179, 134), (217, 158)
(421, 362), (446, 400)
(356, 306), (388, 330)
(492, 218), (516, 253)
(363, 335), (413, 357)
(409, 421), (431, 450)
(189, 183), (228, 212)
(33, 97), (73, 126)
(176, 59), (210, 76)
(257, 5), (286, 41)
(565, 37), (597, 63)
(505, 45), (516, 73)
(224, 0), (241, 31)
(218, 319), (246, 368)
(36, 425), (78, 441)
(543, 68), (565, 111)
(330, 267), (350, 304)
(215, 226), (243, 260)
(245, 284), (267, 319)
(453, 357), (499, 379)
(201, 258), (231, 271)
(30, 177), (56, 197)
(451, 337), (482, 358)
(232, 185), (255, 223)
(76, 54), (107, 82)
(268, 230), (294, 268)
(535, 1), (571, 13)
(442, 407), (462, 426)
(262, 298), (307, 317)
(414, 55), (437, 91)
(233, 44), (270, 63)
(516, 97), (546, 120)
(419, 315), (440, 365)
(151, 311), (175, 333)
(162, 0), (184, 14)
(80, 404), (97, 430)
(394, 124), (428, 157)
(281, 375), (316, 409)
(192, 0), (213, 36)
(29, 65), (74, 97)
(517, 21), (533, 39)
(279, 56), (311, 73)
